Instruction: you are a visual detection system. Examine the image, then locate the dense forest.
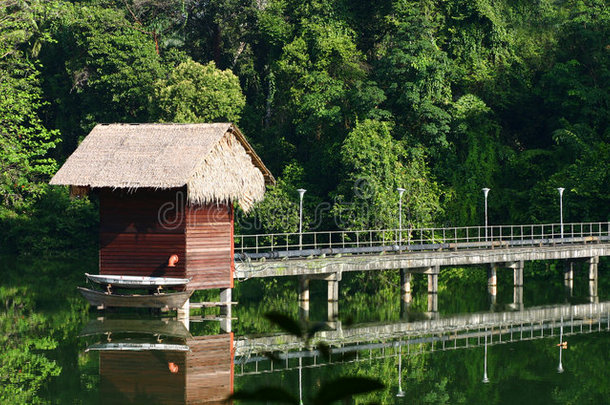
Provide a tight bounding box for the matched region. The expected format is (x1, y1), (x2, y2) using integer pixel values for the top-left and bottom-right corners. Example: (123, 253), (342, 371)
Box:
(1, 0), (608, 255)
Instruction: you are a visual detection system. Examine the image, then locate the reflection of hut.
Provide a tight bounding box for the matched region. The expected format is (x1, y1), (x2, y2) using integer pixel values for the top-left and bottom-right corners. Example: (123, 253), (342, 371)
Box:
(51, 124), (274, 290)
(98, 334), (234, 404)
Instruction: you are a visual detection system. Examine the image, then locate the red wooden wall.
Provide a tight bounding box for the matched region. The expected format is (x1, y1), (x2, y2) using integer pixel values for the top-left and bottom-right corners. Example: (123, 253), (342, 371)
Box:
(99, 188), (187, 278)
(98, 188), (234, 289)
(185, 203), (234, 290)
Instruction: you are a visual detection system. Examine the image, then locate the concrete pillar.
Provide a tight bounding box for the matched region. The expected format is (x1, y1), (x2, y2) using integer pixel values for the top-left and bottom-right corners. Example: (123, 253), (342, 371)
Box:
(220, 288), (232, 333)
(513, 261), (524, 287)
(564, 261), (574, 296)
(177, 299), (190, 331)
(427, 266), (439, 313)
(512, 286), (524, 311)
(488, 263), (498, 288)
(400, 269), (412, 303)
(328, 300), (339, 323)
(328, 279), (339, 302)
(326, 272), (340, 321)
(588, 257), (599, 303)
(298, 277), (310, 321)
(488, 263), (498, 302)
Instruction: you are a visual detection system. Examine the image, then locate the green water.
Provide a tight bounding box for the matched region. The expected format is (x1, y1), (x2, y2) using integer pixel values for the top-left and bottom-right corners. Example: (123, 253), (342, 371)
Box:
(1, 256), (608, 404)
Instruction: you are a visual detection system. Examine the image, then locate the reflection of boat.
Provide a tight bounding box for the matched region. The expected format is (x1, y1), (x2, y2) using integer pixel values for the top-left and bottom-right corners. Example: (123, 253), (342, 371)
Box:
(80, 318), (191, 338)
(85, 273), (190, 289)
(86, 342), (190, 352)
(77, 287), (192, 309)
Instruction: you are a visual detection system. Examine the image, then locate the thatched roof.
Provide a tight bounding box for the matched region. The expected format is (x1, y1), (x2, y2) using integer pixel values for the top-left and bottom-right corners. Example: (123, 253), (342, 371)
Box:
(50, 123), (275, 211)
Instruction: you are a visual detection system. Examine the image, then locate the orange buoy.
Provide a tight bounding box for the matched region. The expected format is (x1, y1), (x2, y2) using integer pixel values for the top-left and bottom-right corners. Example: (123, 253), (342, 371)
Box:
(168, 362), (179, 373)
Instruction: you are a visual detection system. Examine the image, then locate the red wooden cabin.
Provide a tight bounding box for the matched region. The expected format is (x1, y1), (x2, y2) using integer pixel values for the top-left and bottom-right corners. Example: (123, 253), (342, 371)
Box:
(51, 123), (274, 290)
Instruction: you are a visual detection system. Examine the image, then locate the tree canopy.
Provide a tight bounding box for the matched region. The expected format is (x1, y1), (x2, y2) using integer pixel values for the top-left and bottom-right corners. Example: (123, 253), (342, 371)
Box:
(1, 0), (609, 253)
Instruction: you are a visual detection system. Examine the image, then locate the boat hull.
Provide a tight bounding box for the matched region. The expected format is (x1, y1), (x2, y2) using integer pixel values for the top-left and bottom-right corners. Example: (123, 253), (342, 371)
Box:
(85, 273), (190, 289)
(79, 319), (191, 338)
(86, 342), (190, 352)
(77, 287), (192, 309)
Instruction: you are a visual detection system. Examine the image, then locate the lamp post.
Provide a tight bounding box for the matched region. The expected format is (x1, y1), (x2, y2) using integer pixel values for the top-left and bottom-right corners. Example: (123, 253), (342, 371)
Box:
(397, 188), (406, 247)
(297, 189), (306, 250)
(396, 342), (405, 397)
(558, 316), (565, 373)
(558, 187), (565, 240)
(482, 188), (490, 242)
(482, 330), (490, 383)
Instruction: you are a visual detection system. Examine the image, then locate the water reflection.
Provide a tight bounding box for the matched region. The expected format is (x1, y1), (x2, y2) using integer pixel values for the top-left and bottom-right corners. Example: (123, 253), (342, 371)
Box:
(81, 301), (609, 403)
(234, 301), (610, 375)
(82, 319), (233, 404)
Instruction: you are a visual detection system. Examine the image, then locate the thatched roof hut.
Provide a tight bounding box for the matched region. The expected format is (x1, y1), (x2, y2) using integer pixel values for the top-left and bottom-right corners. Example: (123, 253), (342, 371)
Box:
(50, 123), (274, 211)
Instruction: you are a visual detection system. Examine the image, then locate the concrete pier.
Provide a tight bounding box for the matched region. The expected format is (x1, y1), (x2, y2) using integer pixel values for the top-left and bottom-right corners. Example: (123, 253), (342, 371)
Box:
(427, 266), (439, 314)
(220, 288), (232, 333)
(512, 286), (524, 311)
(298, 277), (310, 320)
(564, 261), (574, 294)
(400, 269), (412, 319)
(327, 272), (340, 303)
(400, 269), (412, 304)
(588, 256), (599, 303)
(235, 243), (610, 279)
(488, 264), (498, 306)
(510, 260), (524, 287)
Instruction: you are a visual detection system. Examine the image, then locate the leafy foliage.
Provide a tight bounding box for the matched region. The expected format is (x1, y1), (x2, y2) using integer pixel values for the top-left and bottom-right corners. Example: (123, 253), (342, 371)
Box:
(153, 59), (246, 123)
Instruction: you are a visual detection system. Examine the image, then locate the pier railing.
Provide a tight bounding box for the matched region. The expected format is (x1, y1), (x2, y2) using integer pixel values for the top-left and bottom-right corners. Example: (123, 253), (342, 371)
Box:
(234, 221), (610, 258)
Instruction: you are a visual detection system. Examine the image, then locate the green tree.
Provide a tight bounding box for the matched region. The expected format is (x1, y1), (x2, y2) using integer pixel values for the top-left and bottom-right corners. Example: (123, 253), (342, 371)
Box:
(375, 0), (452, 155)
(0, 0), (60, 215)
(333, 119), (443, 230)
(153, 59), (246, 123)
(40, 3), (165, 155)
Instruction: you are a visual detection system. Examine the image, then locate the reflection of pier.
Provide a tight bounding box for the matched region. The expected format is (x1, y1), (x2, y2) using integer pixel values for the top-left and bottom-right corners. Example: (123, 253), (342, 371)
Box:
(234, 302), (610, 375)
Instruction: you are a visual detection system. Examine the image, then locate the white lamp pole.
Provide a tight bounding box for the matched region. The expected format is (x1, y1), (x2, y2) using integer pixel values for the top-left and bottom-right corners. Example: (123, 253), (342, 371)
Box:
(297, 189), (306, 250)
(397, 188), (406, 247)
(558, 316), (564, 373)
(482, 330), (490, 383)
(396, 342), (405, 397)
(482, 188), (490, 242)
(558, 188), (565, 240)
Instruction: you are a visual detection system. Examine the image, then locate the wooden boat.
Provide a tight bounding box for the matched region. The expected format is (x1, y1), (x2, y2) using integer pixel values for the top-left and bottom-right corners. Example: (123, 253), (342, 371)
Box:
(85, 273), (190, 289)
(77, 287), (192, 309)
(86, 342), (190, 352)
(80, 318), (191, 338)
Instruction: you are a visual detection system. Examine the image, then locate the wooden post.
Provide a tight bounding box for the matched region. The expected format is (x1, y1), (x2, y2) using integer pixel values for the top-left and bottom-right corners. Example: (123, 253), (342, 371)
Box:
(220, 288), (232, 333)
